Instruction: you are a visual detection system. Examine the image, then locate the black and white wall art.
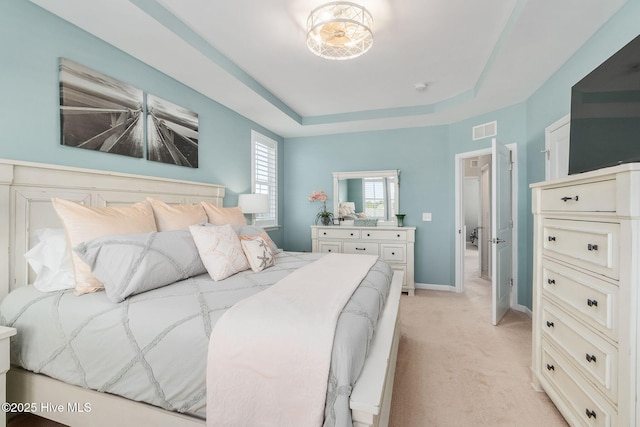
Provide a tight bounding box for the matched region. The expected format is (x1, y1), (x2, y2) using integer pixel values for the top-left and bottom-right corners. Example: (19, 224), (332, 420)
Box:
(58, 58), (199, 168)
(59, 58), (144, 158)
(147, 94), (199, 168)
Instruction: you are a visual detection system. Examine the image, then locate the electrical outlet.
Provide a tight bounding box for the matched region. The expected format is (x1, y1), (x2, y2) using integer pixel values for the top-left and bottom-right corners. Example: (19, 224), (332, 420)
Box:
(422, 212), (432, 221)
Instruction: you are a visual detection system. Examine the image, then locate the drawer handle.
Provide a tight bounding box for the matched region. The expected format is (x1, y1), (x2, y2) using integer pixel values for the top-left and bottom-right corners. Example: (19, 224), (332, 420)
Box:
(585, 353), (597, 363)
(367, 233), (371, 236)
(355, 247), (366, 251)
(587, 243), (599, 251)
(391, 252), (396, 255)
(547, 236), (556, 242)
(585, 409), (596, 419)
(547, 278), (556, 285)
(323, 232), (327, 235)
(560, 196), (579, 202)
(350, 233), (354, 236)
(546, 321), (554, 328)
(327, 249), (332, 252)
(546, 364), (555, 371)
(587, 299), (598, 307)
(397, 234), (400, 237)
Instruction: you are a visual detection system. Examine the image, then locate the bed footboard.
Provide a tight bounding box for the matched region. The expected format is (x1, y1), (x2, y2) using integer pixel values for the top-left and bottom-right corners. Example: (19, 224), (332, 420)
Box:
(350, 270), (403, 427)
(7, 369), (205, 427)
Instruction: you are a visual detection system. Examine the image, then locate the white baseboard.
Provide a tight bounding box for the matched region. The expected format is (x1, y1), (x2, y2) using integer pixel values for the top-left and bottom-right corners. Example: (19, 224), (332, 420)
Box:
(415, 283), (456, 292)
(513, 303), (532, 318)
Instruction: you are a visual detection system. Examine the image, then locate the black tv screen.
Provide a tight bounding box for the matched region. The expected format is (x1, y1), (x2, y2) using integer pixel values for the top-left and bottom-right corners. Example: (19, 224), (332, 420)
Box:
(569, 34), (640, 175)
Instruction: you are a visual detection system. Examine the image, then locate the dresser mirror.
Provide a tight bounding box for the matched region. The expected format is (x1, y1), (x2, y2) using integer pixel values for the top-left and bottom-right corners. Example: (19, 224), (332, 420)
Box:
(332, 170), (400, 224)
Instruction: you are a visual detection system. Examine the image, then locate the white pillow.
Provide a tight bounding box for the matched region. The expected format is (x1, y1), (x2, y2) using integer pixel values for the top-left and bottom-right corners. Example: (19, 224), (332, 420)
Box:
(240, 236), (275, 272)
(189, 224), (250, 281)
(24, 228), (75, 292)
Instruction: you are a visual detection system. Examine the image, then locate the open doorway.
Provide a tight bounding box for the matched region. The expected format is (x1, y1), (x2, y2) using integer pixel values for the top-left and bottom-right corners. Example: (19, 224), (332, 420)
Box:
(463, 155), (491, 281)
(454, 142), (518, 324)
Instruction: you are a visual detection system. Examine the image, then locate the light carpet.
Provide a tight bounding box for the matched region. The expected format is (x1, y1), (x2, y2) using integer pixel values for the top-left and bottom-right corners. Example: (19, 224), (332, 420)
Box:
(388, 252), (567, 426)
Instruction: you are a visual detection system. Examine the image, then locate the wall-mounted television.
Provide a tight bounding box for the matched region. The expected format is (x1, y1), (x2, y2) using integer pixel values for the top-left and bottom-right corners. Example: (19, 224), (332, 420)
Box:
(568, 34), (640, 175)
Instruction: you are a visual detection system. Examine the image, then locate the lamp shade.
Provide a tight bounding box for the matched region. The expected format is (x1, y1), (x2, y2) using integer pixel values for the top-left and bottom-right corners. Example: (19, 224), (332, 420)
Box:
(238, 194), (269, 214)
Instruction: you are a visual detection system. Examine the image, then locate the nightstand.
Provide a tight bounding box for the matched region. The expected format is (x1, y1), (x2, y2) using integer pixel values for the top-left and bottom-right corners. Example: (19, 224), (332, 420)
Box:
(0, 326), (16, 427)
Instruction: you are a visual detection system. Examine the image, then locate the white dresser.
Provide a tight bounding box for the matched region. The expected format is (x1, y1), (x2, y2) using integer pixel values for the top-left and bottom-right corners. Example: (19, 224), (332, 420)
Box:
(311, 225), (416, 296)
(531, 164), (640, 426)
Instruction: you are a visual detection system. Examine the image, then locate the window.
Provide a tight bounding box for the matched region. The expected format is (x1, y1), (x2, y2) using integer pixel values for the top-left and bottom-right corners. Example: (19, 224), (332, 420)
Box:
(251, 131), (277, 227)
(363, 176), (397, 220)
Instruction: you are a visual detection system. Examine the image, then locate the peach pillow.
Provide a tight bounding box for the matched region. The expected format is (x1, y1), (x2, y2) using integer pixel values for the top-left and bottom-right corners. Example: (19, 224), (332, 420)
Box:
(189, 224), (249, 281)
(51, 198), (157, 295)
(201, 202), (247, 226)
(147, 197), (207, 231)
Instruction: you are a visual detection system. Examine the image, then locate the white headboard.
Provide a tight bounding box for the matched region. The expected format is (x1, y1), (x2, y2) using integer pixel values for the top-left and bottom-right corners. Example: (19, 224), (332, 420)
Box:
(0, 159), (225, 300)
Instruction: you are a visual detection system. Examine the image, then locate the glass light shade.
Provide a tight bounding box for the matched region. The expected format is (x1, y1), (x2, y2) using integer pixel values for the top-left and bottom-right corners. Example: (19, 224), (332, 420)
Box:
(306, 1), (373, 60)
(238, 193), (269, 214)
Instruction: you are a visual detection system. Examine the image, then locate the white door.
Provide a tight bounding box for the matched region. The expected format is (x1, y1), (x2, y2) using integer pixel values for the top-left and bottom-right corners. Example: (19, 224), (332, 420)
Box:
(545, 114), (570, 180)
(491, 139), (512, 325)
(480, 164), (491, 279)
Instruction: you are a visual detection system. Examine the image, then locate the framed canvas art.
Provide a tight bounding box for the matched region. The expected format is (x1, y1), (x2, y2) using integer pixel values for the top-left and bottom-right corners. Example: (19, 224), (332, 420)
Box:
(147, 94), (199, 168)
(59, 58), (144, 158)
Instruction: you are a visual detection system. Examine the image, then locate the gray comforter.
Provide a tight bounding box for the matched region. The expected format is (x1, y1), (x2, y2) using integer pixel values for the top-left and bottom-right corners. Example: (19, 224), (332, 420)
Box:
(0, 252), (392, 427)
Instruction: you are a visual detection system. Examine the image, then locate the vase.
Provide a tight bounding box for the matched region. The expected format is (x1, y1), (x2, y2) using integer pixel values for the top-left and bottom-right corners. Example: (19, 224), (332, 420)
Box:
(395, 214), (406, 227)
(321, 216), (331, 226)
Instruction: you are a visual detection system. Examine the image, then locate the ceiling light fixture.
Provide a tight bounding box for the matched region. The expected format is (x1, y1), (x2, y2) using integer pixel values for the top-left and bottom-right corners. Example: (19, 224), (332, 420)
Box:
(306, 1), (373, 60)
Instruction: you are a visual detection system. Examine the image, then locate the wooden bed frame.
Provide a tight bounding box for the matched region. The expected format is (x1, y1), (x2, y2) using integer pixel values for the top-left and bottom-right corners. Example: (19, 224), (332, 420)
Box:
(0, 159), (401, 427)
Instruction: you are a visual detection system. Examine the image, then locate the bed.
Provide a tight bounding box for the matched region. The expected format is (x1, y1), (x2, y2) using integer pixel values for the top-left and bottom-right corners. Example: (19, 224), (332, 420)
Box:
(0, 159), (401, 427)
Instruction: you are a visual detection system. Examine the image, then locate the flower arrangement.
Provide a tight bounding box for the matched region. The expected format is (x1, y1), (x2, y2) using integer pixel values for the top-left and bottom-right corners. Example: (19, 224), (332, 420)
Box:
(308, 190), (333, 225)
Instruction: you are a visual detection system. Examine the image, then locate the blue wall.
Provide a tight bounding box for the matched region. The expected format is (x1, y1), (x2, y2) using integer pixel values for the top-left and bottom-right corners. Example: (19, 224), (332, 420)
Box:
(284, 126), (451, 286)
(0, 0), (285, 245)
(284, 105), (529, 299)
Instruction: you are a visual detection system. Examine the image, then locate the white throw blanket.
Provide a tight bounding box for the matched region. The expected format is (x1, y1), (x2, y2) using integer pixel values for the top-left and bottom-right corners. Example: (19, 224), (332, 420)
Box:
(206, 253), (378, 427)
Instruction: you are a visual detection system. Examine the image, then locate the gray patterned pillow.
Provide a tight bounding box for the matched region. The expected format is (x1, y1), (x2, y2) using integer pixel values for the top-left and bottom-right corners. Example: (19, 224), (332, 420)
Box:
(74, 229), (206, 302)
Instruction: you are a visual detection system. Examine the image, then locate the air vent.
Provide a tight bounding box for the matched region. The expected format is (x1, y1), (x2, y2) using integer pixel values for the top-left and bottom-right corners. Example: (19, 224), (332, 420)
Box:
(472, 121), (497, 140)
(470, 159), (479, 168)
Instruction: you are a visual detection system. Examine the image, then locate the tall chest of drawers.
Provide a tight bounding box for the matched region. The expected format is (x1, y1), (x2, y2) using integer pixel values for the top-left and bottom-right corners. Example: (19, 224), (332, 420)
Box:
(311, 225), (416, 296)
(531, 164), (640, 426)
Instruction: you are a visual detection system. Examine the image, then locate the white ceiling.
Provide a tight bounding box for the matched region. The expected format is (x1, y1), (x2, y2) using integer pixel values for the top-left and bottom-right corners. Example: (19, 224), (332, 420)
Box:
(30, 0), (628, 138)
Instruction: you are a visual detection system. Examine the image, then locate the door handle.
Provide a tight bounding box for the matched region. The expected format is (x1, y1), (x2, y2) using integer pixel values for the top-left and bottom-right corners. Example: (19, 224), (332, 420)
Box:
(492, 238), (506, 244)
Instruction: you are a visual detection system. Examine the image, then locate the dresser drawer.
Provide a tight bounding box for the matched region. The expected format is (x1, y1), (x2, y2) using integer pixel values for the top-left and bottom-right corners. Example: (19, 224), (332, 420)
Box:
(343, 242), (379, 256)
(317, 228), (360, 239)
(381, 244), (406, 263)
(541, 341), (617, 427)
(542, 259), (618, 339)
(541, 179), (616, 213)
(361, 229), (407, 241)
(318, 242), (341, 253)
(541, 302), (618, 402)
(543, 219), (619, 280)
